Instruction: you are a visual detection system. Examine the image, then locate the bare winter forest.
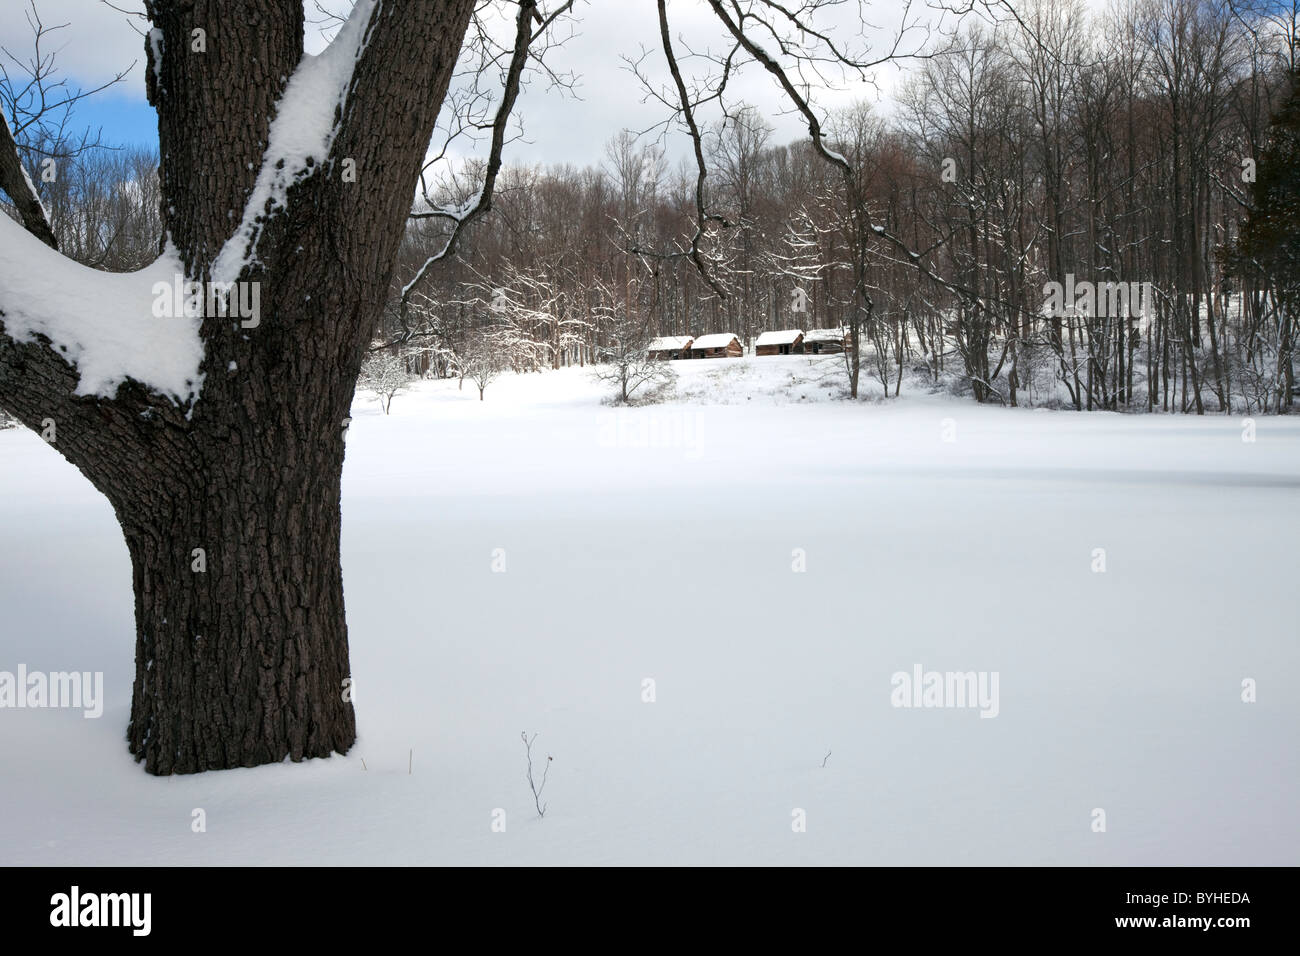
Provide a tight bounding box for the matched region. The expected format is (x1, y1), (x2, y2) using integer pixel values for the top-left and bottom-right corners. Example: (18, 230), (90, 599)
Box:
(4, 2), (1298, 420)
(393, 3), (1298, 412)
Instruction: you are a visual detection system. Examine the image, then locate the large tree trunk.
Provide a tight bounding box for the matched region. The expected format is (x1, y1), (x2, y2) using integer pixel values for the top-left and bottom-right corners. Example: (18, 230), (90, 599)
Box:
(108, 303), (365, 771)
(1, 0), (481, 773)
(121, 431), (354, 774)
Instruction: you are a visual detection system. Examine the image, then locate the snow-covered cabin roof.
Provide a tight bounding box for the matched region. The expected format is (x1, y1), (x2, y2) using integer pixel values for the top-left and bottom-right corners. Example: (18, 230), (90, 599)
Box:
(755, 329), (804, 346)
(691, 333), (741, 349)
(803, 327), (848, 342)
(648, 335), (693, 351)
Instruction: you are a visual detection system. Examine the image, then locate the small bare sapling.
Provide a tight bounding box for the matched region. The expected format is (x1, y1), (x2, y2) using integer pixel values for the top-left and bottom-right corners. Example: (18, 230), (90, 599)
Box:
(521, 731), (553, 818)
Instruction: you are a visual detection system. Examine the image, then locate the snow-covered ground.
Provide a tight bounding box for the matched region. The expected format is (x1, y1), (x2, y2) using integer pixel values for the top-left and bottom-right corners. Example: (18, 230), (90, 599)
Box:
(1, 355), (1297, 865)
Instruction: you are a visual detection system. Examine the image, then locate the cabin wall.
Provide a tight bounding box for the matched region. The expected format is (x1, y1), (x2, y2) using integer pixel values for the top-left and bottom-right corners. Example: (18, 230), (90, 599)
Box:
(756, 337), (804, 356)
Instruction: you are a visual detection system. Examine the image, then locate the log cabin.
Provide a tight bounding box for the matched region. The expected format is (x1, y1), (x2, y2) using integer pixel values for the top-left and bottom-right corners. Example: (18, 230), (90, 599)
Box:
(754, 329), (805, 356)
(688, 333), (743, 358)
(802, 327), (850, 354)
(647, 335), (694, 360)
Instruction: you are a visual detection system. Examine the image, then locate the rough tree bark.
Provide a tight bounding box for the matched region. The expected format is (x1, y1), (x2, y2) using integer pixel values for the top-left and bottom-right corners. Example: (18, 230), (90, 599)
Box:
(0, 0), (477, 773)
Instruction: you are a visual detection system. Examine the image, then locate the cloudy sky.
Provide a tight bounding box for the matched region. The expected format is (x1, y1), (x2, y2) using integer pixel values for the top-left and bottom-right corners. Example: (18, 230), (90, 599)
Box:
(0, 0), (972, 170)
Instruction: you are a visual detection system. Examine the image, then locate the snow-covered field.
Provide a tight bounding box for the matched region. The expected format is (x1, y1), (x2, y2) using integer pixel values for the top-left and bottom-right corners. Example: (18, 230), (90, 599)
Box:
(1, 355), (1297, 865)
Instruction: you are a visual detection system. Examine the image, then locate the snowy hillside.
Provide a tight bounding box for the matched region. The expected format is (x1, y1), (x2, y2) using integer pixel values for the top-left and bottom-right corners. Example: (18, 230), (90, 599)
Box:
(1, 359), (1297, 865)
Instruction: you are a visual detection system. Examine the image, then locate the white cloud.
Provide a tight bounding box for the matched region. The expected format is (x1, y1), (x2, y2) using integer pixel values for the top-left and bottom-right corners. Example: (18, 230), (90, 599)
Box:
(0, 0), (991, 167)
(0, 0), (150, 100)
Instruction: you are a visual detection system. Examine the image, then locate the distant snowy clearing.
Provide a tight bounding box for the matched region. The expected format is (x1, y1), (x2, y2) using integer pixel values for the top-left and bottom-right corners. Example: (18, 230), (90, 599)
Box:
(1, 357), (1296, 865)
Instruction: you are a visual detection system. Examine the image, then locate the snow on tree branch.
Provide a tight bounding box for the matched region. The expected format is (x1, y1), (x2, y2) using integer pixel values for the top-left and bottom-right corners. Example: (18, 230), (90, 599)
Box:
(210, 0), (380, 286)
(0, 214), (203, 403)
(0, 107), (55, 249)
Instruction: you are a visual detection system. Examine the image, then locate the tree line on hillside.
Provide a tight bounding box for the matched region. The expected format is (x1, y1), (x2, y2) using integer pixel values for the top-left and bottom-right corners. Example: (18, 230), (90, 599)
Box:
(380, 0), (1299, 412)
(3, 0), (1297, 424)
